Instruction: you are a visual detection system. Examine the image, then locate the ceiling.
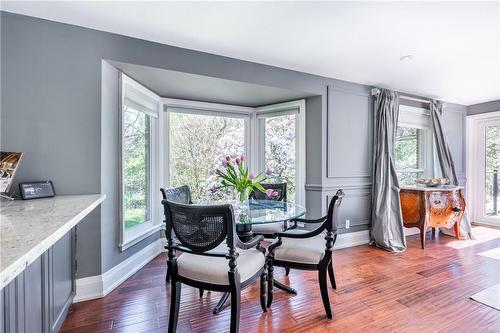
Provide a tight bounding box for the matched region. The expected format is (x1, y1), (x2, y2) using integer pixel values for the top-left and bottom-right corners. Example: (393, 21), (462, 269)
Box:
(2, 1), (499, 105)
(109, 61), (314, 107)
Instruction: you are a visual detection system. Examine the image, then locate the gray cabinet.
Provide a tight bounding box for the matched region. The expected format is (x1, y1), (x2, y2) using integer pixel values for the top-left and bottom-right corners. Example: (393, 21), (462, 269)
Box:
(1, 228), (76, 333)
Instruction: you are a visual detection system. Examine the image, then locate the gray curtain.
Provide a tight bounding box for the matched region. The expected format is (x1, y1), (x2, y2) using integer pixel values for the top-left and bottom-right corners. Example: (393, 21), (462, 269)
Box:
(430, 100), (473, 238)
(370, 89), (407, 252)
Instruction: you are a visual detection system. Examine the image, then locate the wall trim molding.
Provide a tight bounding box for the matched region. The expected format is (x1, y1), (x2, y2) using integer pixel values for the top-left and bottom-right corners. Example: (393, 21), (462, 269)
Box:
(74, 238), (166, 303)
(305, 183), (372, 191)
(334, 227), (420, 250)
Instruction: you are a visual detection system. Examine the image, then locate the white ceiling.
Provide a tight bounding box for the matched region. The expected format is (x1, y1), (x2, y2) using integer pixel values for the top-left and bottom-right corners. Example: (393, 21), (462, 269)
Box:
(2, 1), (500, 105)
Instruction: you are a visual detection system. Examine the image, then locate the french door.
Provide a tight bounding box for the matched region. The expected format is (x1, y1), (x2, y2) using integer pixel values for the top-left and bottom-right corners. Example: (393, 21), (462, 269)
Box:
(467, 112), (500, 226)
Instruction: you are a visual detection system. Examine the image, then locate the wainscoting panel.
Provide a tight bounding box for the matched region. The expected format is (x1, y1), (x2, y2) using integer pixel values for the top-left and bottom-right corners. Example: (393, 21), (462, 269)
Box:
(442, 107), (466, 175)
(325, 185), (372, 231)
(327, 84), (372, 180)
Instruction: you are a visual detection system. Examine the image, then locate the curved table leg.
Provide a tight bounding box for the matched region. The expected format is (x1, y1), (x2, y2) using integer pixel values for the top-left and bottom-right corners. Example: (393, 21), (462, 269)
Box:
(273, 280), (297, 295)
(213, 292), (230, 314)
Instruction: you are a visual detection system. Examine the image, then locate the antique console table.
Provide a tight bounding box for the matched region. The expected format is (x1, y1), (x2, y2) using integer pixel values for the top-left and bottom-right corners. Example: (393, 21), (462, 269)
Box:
(399, 185), (465, 249)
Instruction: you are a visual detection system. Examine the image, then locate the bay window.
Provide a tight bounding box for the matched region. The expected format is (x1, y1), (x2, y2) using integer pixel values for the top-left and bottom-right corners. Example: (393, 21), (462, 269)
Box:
(120, 74), (162, 250)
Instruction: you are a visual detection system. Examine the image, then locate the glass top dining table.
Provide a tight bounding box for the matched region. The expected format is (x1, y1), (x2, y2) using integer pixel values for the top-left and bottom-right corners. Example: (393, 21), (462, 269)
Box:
(232, 199), (306, 225)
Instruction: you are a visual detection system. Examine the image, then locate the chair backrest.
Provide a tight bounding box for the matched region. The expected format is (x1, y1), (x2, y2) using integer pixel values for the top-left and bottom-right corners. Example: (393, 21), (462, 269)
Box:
(161, 185), (193, 204)
(162, 200), (236, 253)
(326, 189), (345, 233)
(250, 183), (287, 202)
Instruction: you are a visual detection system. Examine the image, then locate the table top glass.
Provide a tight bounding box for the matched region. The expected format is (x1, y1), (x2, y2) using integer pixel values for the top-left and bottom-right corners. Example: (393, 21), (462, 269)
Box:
(231, 199), (306, 225)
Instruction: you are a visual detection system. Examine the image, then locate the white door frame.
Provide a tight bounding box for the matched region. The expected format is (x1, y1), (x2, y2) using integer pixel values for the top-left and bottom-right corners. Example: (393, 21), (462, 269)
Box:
(466, 110), (500, 226)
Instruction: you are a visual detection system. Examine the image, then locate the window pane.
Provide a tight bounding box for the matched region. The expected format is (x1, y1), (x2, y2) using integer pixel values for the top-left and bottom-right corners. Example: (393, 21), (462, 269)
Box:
(395, 127), (422, 186)
(485, 124), (500, 216)
(123, 108), (151, 229)
(169, 112), (245, 202)
(264, 114), (296, 201)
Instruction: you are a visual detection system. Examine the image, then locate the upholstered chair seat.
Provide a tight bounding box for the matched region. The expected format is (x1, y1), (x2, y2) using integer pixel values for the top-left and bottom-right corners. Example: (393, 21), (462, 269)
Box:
(251, 222), (284, 236)
(177, 244), (265, 285)
(273, 233), (326, 265)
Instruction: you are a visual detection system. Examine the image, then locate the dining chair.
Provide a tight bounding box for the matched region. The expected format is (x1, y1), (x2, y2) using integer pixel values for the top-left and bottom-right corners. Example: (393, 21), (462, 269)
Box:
(250, 183), (295, 238)
(160, 186), (193, 284)
(266, 189), (344, 319)
(162, 200), (267, 333)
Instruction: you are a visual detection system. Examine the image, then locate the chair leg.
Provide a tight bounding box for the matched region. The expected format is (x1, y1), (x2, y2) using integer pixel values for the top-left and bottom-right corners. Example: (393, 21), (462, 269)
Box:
(267, 259), (274, 308)
(230, 284), (241, 333)
(168, 281), (182, 333)
(199, 289), (204, 298)
(165, 266), (171, 283)
(327, 260), (337, 290)
(285, 267), (290, 276)
(260, 271), (267, 312)
(319, 267), (333, 319)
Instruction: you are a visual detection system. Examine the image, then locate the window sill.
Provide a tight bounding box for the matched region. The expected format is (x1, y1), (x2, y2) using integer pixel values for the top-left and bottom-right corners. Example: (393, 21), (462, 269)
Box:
(119, 223), (165, 252)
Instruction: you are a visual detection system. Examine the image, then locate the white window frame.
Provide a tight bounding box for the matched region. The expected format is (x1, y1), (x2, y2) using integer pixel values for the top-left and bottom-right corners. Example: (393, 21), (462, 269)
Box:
(396, 105), (434, 183)
(256, 100), (306, 206)
(161, 98), (306, 205)
(119, 74), (163, 251)
(162, 98), (253, 191)
(466, 110), (500, 226)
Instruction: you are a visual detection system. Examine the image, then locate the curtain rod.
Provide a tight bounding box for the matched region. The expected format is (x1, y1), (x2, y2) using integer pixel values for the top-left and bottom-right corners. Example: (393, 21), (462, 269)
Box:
(371, 88), (431, 104)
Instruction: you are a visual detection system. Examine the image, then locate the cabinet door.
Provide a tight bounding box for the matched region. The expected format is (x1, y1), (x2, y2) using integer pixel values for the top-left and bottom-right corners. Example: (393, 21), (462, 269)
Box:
(50, 229), (75, 333)
(24, 256), (44, 333)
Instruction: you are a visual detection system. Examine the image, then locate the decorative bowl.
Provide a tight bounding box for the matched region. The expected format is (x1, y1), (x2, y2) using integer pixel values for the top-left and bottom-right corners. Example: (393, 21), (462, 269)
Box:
(416, 178), (449, 187)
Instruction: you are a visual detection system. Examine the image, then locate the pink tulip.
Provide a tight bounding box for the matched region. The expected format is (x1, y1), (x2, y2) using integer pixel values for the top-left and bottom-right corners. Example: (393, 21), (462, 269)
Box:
(272, 190), (279, 197)
(265, 168), (272, 176)
(249, 172), (255, 180)
(265, 189), (274, 197)
(225, 156), (231, 161)
(235, 158), (241, 165)
(222, 159), (228, 167)
(240, 155), (245, 162)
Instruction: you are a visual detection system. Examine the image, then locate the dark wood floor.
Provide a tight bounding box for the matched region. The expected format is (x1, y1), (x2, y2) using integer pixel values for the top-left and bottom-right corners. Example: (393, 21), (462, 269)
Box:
(62, 226), (500, 332)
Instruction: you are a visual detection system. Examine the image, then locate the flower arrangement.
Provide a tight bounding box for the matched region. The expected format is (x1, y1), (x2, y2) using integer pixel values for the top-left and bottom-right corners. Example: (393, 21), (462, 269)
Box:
(210, 155), (275, 202)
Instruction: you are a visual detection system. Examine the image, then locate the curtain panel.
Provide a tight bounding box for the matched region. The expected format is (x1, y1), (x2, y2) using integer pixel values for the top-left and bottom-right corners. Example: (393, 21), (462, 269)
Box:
(370, 89), (407, 252)
(430, 100), (473, 238)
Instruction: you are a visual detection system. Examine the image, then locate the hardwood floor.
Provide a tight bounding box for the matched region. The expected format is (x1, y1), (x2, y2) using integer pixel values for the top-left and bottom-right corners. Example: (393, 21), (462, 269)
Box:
(62, 227), (500, 332)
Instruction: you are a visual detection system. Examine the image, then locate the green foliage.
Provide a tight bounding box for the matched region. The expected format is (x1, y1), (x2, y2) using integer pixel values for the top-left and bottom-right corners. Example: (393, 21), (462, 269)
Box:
(123, 108), (150, 228)
(395, 127), (422, 186)
(485, 125), (500, 215)
(264, 115), (296, 200)
(169, 112), (245, 202)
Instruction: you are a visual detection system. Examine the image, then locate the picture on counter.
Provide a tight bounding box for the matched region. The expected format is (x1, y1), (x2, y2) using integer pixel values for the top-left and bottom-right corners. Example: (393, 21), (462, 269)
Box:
(0, 151), (23, 193)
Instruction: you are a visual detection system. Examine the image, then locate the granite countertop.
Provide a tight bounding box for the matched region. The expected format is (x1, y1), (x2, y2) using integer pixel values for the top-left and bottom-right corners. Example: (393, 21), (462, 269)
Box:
(0, 194), (105, 289)
(400, 185), (464, 192)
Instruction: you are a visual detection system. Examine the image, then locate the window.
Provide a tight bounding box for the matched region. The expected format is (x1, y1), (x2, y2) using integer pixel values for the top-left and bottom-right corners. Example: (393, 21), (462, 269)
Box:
(123, 107), (151, 229)
(164, 99), (305, 205)
(468, 112), (500, 226)
(257, 101), (306, 205)
(120, 74), (161, 250)
(395, 105), (433, 186)
(395, 127), (425, 185)
(168, 111), (247, 202)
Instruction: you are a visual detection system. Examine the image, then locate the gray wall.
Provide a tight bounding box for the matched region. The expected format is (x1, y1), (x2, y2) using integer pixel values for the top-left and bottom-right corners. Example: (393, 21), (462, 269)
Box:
(1, 12), (469, 277)
(468, 100), (500, 115)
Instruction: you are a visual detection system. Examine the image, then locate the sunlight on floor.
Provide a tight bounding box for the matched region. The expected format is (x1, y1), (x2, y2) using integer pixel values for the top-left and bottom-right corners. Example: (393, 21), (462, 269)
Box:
(446, 226), (500, 250)
(478, 247), (500, 260)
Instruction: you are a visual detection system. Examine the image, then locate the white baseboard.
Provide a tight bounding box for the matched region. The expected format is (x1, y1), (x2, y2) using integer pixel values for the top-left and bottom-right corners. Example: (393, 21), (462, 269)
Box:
(74, 238), (165, 303)
(334, 230), (370, 249)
